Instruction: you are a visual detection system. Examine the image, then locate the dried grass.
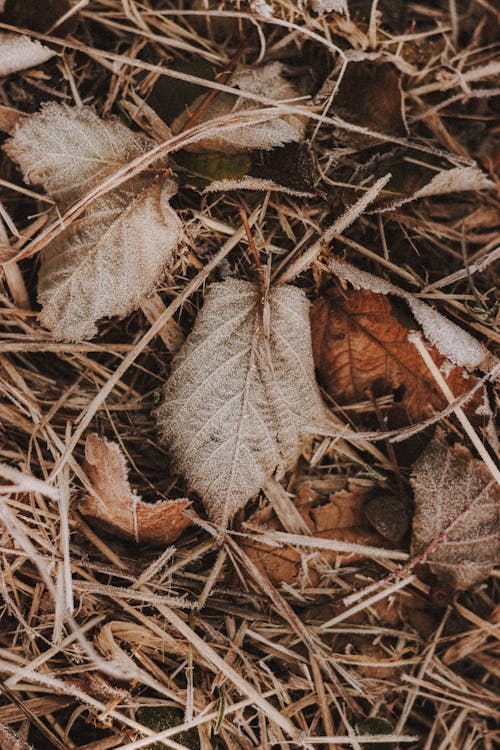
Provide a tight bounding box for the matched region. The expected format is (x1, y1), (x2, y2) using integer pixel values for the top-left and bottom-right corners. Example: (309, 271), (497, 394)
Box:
(0, 1), (498, 749)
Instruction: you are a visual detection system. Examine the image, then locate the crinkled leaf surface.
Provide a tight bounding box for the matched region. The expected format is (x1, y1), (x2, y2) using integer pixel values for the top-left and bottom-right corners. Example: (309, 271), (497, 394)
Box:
(156, 280), (328, 528)
(5, 104), (182, 341)
(171, 62), (306, 153)
(5, 103), (149, 204)
(38, 176), (183, 341)
(411, 431), (500, 590)
(0, 33), (54, 76)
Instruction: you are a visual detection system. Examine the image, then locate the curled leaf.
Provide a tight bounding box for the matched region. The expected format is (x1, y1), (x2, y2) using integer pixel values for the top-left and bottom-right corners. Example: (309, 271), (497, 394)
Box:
(156, 280), (329, 528)
(328, 258), (493, 371)
(171, 63), (306, 153)
(5, 104), (183, 341)
(0, 33), (54, 76)
(80, 434), (191, 546)
(411, 431), (500, 590)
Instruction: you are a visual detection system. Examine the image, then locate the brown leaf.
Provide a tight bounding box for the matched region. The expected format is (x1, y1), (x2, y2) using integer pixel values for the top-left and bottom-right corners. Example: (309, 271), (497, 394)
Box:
(332, 59), (407, 144)
(80, 434), (191, 546)
(410, 431), (500, 590)
(311, 288), (487, 426)
(244, 485), (385, 585)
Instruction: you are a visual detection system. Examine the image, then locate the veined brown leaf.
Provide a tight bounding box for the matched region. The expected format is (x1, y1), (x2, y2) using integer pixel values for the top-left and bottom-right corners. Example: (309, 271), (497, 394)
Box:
(5, 104), (183, 341)
(80, 434), (191, 546)
(311, 287), (488, 426)
(171, 63), (306, 153)
(156, 280), (329, 528)
(411, 431), (500, 590)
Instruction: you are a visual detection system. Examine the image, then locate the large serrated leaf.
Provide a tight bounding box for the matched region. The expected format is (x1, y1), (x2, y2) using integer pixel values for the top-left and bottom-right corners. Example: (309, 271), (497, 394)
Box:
(156, 280), (329, 528)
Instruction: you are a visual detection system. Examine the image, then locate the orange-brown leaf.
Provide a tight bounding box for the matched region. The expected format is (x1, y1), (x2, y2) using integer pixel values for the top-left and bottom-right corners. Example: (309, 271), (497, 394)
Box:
(80, 434), (191, 546)
(244, 486), (385, 585)
(311, 288), (486, 425)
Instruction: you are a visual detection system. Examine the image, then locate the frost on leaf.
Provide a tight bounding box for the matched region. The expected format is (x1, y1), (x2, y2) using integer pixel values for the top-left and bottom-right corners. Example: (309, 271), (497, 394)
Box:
(38, 177), (182, 341)
(171, 63), (306, 153)
(156, 280), (329, 528)
(5, 103), (149, 204)
(310, 0), (348, 13)
(0, 33), (54, 76)
(411, 431), (499, 590)
(5, 104), (183, 341)
(80, 434), (191, 546)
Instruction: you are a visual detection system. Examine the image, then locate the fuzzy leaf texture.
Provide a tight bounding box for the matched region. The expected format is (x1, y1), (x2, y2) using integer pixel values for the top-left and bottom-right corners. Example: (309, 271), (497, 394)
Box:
(0, 32), (54, 76)
(411, 431), (499, 590)
(5, 104), (183, 341)
(156, 280), (329, 528)
(171, 63), (306, 153)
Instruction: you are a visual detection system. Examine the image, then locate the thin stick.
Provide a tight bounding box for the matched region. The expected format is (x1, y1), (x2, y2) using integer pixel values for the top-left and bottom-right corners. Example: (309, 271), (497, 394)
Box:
(409, 332), (500, 485)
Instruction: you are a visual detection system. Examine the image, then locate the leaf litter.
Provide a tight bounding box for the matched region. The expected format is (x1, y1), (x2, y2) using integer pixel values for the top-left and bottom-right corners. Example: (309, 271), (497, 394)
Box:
(0, 1), (498, 749)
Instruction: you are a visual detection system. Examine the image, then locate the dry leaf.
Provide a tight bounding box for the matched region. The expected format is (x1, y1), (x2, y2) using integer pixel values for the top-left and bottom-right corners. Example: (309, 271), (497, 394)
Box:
(312, 287), (487, 425)
(171, 63), (306, 153)
(310, 0), (348, 13)
(5, 104), (183, 341)
(244, 485), (385, 585)
(37, 176), (182, 341)
(353, 149), (494, 211)
(411, 431), (500, 590)
(333, 59), (407, 142)
(5, 103), (149, 204)
(328, 258), (493, 371)
(156, 280), (329, 528)
(0, 33), (54, 76)
(80, 434), (191, 546)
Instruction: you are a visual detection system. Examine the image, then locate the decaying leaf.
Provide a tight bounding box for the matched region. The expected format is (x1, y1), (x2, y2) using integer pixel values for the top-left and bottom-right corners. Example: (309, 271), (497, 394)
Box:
(411, 431), (500, 590)
(0, 33), (54, 76)
(332, 59), (407, 142)
(328, 258), (493, 371)
(156, 280), (329, 528)
(171, 63), (306, 153)
(80, 434), (191, 546)
(244, 485), (385, 585)
(5, 104), (183, 341)
(311, 287), (489, 427)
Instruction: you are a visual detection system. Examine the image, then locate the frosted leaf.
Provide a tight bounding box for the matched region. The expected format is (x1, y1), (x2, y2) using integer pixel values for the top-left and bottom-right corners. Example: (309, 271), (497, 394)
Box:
(310, 0), (349, 14)
(0, 33), (54, 76)
(203, 176), (314, 197)
(411, 430), (499, 590)
(329, 258), (492, 371)
(156, 280), (329, 528)
(5, 103), (149, 204)
(38, 177), (183, 341)
(171, 63), (306, 153)
(5, 104), (183, 341)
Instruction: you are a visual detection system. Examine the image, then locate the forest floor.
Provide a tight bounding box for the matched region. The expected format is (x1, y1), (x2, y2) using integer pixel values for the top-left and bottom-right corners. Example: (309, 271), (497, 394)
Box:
(0, 1), (498, 749)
